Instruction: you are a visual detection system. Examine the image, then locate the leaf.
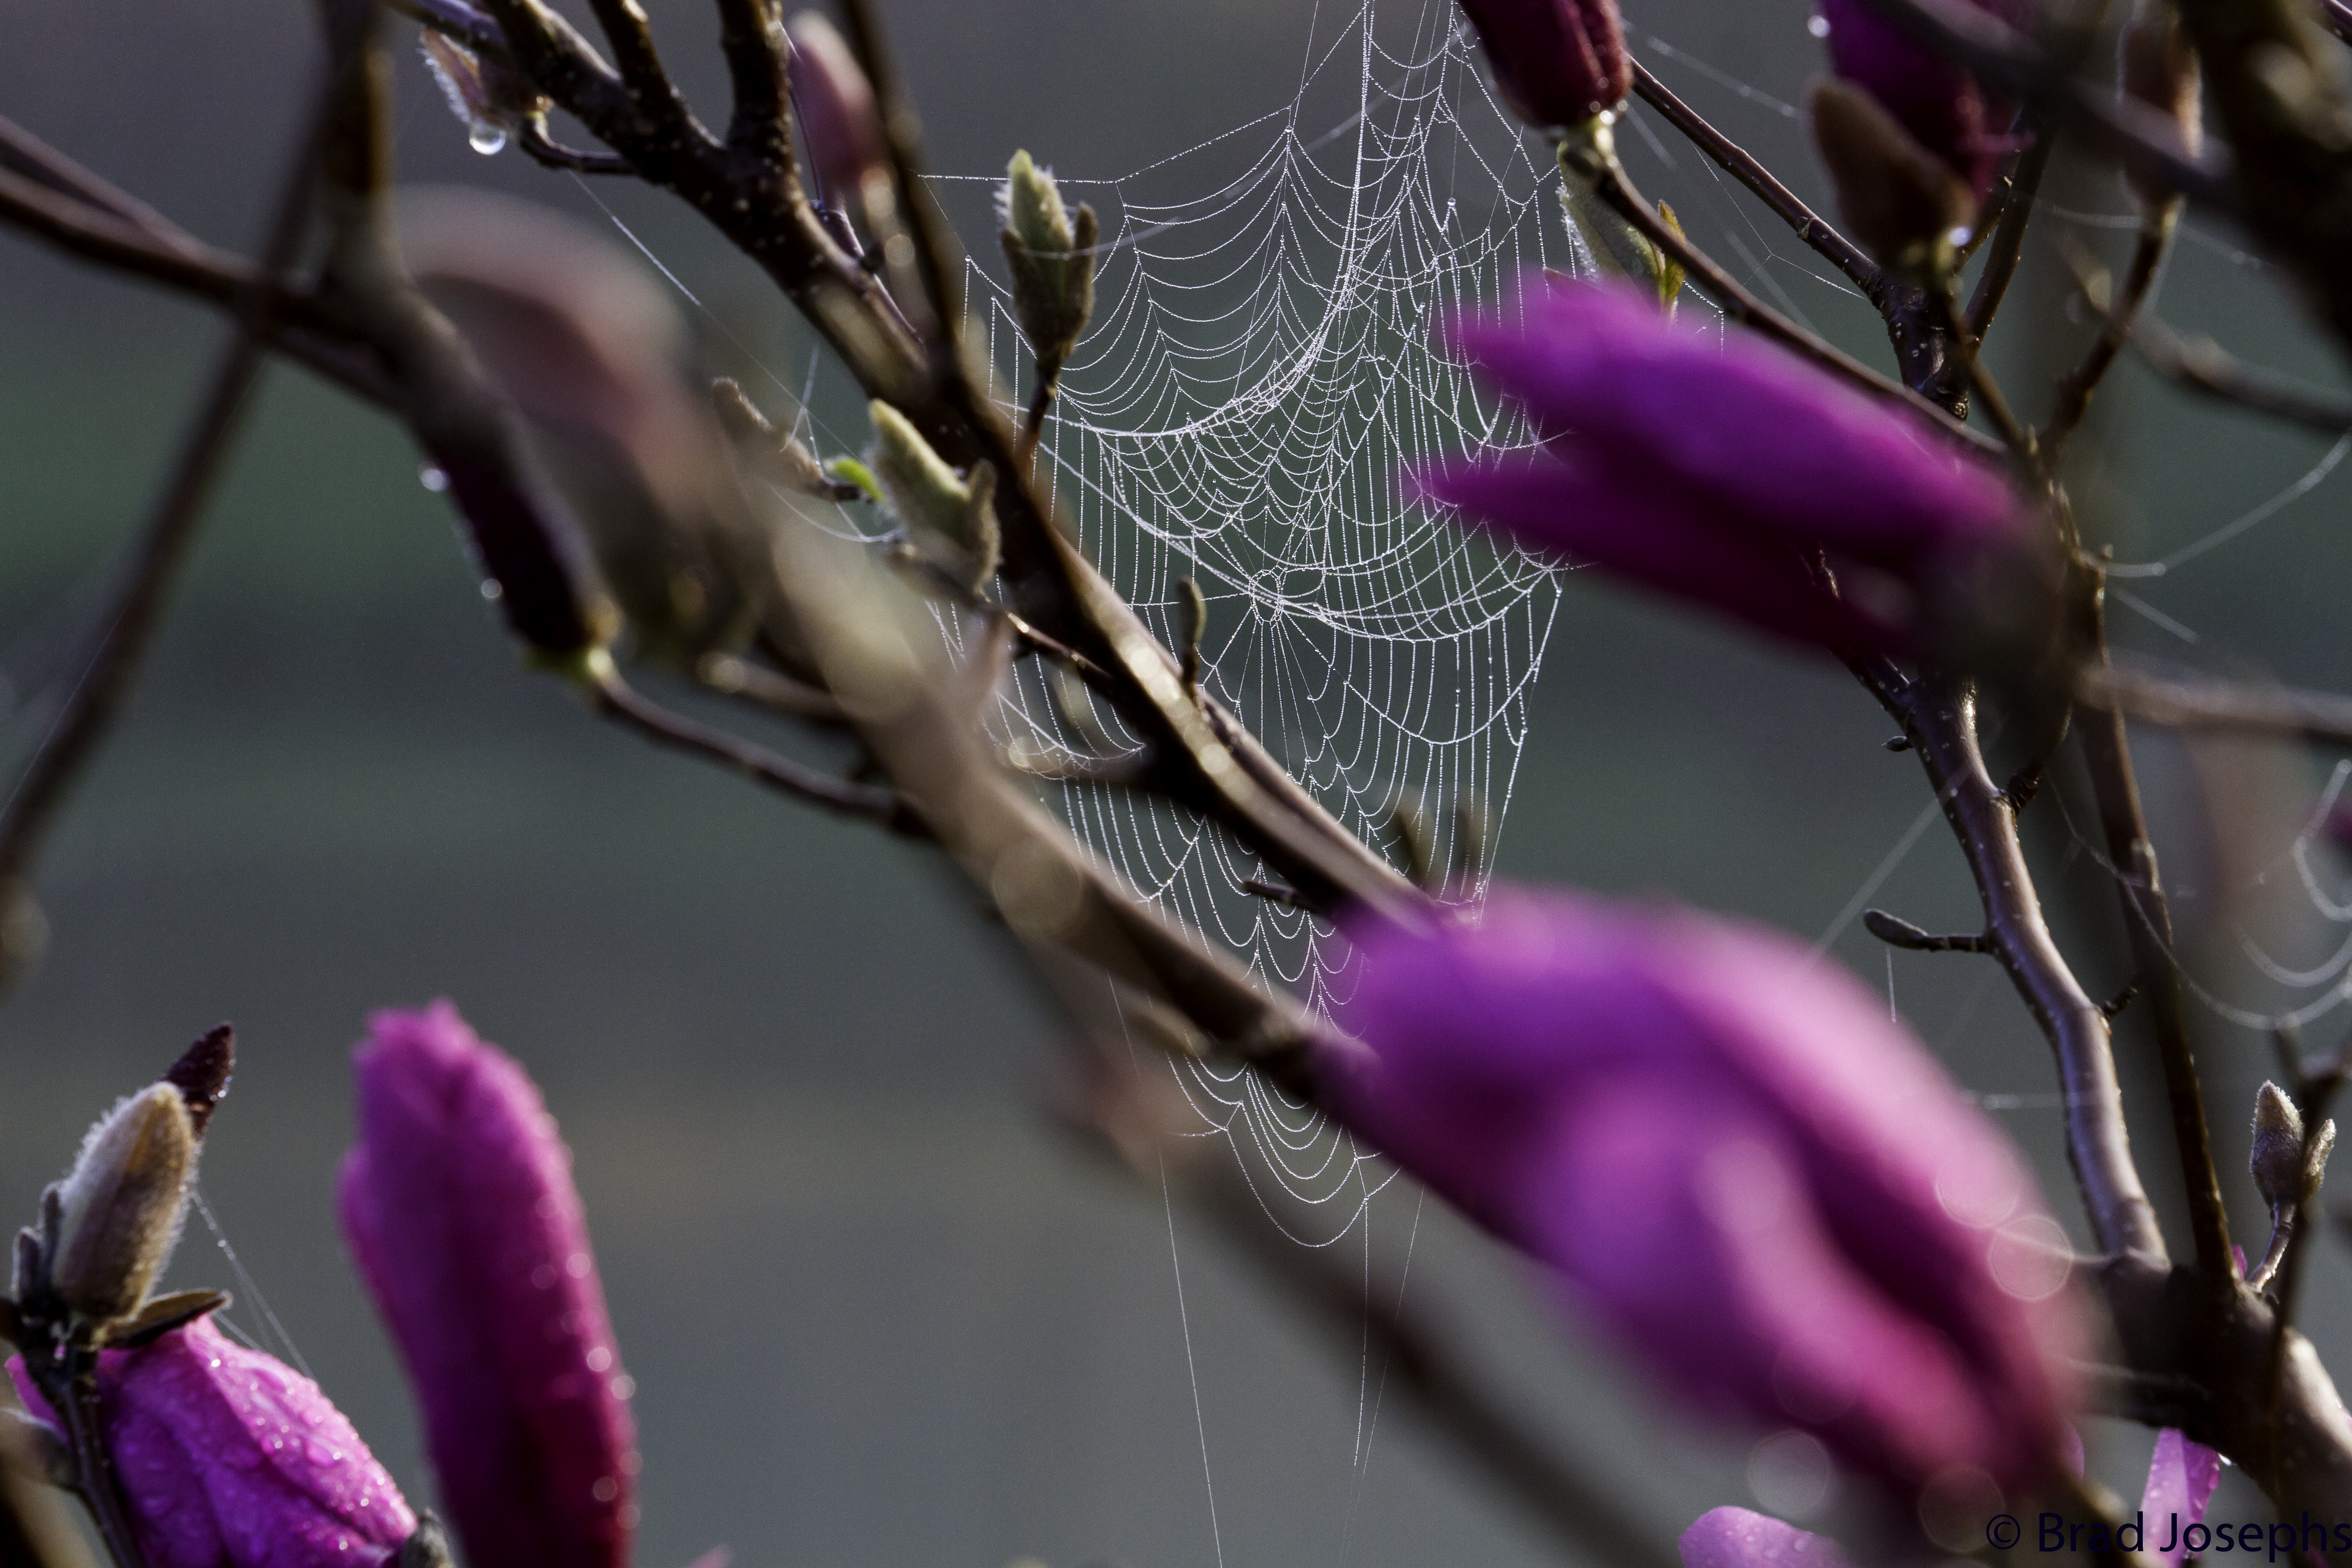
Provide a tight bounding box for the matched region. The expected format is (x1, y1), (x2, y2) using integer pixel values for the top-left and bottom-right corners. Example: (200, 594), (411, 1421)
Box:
(105, 1288), (231, 1349)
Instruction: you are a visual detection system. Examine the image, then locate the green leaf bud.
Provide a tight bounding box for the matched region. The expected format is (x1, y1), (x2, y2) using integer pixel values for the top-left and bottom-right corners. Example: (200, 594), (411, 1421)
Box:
(867, 402), (973, 544)
(999, 151), (1098, 382)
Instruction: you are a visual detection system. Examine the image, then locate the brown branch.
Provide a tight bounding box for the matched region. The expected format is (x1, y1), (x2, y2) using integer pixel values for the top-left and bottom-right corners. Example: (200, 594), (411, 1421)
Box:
(0, 66), (332, 992)
(2123, 309), (2352, 434)
(0, 157), (390, 405)
(2047, 202), (2181, 452)
(2076, 568), (2233, 1283)
(1626, 61), (1882, 299)
(587, 655), (916, 829)
(711, 0), (792, 164)
(1964, 122), (2056, 342)
(1559, 134), (2007, 458)
(2080, 663), (2352, 745)
(1868, 668), (2166, 1260)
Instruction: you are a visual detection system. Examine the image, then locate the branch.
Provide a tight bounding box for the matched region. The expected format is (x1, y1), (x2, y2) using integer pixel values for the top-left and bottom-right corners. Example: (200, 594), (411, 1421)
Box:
(2080, 663), (2352, 746)
(2122, 309), (2352, 434)
(0, 66), (331, 991)
(2073, 1360), (2214, 1430)
(1862, 909), (1990, 952)
(1627, 61), (1881, 298)
(587, 654), (917, 830)
(2047, 203), (2180, 452)
(0, 155), (391, 405)
(1871, 671), (2166, 1260)
(1560, 135), (2007, 458)
(2076, 569), (2234, 1283)
(1963, 121), (2055, 342)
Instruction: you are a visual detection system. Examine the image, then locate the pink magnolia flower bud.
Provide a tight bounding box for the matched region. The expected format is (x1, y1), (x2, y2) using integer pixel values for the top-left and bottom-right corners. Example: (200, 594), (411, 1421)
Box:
(1681, 1507), (1853, 1568)
(1411, 279), (2022, 656)
(338, 1002), (638, 1568)
(8, 1317), (416, 1568)
(1814, 0), (2032, 198)
(787, 12), (886, 211)
(2144, 1427), (2223, 1566)
(1317, 886), (2086, 1499)
(1456, 0), (1631, 127)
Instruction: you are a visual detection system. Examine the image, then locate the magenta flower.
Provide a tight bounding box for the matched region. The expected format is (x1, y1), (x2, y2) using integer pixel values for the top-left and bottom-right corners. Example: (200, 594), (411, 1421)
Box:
(338, 1002), (638, 1568)
(1412, 279), (2019, 655)
(1681, 1508), (1853, 1568)
(1456, 0), (1631, 127)
(8, 1316), (416, 1568)
(2143, 1428), (2223, 1566)
(1814, 0), (2031, 197)
(1316, 886), (2086, 1498)
(1679, 1428), (2216, 1568)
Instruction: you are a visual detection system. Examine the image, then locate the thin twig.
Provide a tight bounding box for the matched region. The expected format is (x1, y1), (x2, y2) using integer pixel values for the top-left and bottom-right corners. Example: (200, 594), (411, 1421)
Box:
(1870, 669), (2166, 1261)
(588, 657), (917, 831)
(2076, 565), (2234, 1283)
(2123, 309), (2352, 434)
(2047, 202), (2180, 452)
(1965, 124), (2055, 343)
(2079, 663), (2352, 747)
(1627, 61), (1881, 298)
(1862, 909), (1991, 952)
(515, 124), (632, 173)
(0, 65), (331, 989)
(2327, 0), (2352, 48)
(1561, 137), (2005, 457)
(696, 652), (851, 726)
(2073, 1360), (2214, 1430)
(1932, 277), (2038, 463)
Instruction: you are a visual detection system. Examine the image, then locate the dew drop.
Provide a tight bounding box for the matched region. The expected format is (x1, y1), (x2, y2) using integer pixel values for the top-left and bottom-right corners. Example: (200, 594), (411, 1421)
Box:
(480, 579), (504, 602)
(418, 465), (450, 493)
(1807, 13), (1831, 35)
(468, 123), (508, 156)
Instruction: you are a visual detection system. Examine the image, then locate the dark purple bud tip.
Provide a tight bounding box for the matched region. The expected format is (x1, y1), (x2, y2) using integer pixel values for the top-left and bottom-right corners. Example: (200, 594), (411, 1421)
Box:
(1457, 0), (1631, 128)
(164, 1025), (234, 1136)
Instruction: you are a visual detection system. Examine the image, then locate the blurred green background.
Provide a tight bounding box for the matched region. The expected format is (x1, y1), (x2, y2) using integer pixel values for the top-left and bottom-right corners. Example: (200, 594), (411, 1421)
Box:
(5, 1), (2352, 1565)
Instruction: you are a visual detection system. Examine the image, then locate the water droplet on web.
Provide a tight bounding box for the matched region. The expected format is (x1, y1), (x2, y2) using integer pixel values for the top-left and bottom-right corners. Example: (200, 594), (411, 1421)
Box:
(418, 465), (450, 493)
(1808, 13), (1831, 35)
(468, 122), (508, 156)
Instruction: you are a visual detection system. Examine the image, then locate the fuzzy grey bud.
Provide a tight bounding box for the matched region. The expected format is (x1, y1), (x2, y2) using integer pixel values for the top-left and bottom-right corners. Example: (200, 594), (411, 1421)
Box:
(420, 33), (549, 157)
(2252, 1080), (2308, 1209)
(49, 1083), (198, 1323)
(999, 151), (1098, 382)
(868, 402), (973, 542)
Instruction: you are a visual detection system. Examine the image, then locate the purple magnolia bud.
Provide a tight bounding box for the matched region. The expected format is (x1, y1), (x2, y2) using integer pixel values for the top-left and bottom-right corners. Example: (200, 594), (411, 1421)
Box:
(8, 1317), (416, 1568)
(1814, 0), (2031, 198)
(1412, 279), (2021, 655)
(787, 12), (887, 212)
(1681, 1508), (1852, 1568)
(2144, 1428), (2223, 1566)
(1456, 0), (1631, 127)
(1317, 886), (2086, 1500)
(338, 1002), (638, 1568)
